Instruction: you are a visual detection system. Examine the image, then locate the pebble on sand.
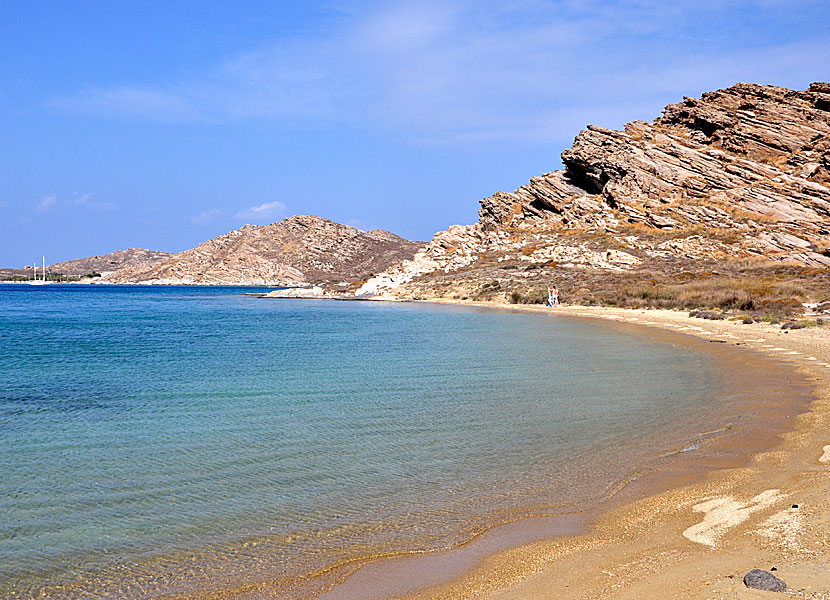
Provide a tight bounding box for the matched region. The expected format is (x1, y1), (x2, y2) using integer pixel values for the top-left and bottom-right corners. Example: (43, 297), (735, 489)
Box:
(744, 569), (787, 592)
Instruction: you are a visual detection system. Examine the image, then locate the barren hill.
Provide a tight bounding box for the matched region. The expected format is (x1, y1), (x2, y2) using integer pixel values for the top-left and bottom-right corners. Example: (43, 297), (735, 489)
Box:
(47, 248), (173, 277)
(103, 215), (424, 286)
(358, 82), (830, 315)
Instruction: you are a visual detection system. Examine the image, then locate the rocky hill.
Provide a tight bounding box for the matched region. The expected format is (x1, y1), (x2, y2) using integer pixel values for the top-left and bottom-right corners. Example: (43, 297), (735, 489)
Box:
(358, 83), (830, 315)
(49, 248), (173, 277)
(103, 215), (424, 286)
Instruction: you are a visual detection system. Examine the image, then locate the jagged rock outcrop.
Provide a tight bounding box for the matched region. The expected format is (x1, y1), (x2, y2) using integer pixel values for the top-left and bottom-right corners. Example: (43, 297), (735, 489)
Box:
(103, 215), (424, 285)
(47, 248), (173, 276)
(355, 225), (483, 295)
(362, 82), (830, 300)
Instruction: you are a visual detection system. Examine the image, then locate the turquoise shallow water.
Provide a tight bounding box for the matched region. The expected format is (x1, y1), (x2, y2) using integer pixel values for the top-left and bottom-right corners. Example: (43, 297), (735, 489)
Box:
(0, 285), (729, 598)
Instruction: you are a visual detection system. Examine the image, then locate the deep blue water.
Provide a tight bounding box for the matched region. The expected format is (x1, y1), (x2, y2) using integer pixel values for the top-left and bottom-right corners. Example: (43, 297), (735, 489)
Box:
(0, 285), (725, 598)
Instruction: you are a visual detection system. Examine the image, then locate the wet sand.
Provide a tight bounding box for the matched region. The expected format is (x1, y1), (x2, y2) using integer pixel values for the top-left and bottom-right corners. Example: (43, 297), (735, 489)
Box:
(319, 302), (830, 600)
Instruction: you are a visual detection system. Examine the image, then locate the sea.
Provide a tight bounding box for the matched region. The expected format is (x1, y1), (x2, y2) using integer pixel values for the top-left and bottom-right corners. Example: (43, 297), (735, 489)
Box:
(0, 285), (773, 598)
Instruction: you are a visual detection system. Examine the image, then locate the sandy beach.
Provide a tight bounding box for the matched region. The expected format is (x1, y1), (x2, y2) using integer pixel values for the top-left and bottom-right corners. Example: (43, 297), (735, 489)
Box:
(324, 301), (830, 600)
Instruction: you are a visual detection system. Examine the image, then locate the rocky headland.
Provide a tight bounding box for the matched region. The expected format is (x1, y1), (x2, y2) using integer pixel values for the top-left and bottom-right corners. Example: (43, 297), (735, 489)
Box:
(358, 82), (830, 317)
(49, 248), (174, 277)
(101, 215), (424, 286)
(0, 248), (173, 281)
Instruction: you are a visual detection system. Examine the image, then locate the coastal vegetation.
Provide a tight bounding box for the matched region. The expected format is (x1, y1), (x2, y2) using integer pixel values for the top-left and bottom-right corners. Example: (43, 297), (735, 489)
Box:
(489, 257), (828, 317)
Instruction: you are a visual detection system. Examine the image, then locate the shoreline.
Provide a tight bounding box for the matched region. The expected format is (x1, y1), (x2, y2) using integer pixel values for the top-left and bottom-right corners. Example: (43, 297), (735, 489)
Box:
(317, 301), (830, 600)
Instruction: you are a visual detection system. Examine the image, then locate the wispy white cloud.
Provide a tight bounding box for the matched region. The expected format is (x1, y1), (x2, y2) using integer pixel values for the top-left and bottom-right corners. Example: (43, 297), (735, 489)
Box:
(46, 0), (830, 142)
(35, 193), (115, 213)
(191, 208), (222, 225)
(234, 201), (287, 222)
(72, 193), (115, 211)
(35, 195), (58, 213)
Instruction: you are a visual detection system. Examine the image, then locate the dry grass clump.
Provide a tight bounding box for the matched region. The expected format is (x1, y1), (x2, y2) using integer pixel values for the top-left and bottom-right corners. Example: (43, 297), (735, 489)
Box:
(585, 277), (805, 316)
(508, 288), (548, 305)
(506, 259), (828, 317)
(473, 279), (503, 302)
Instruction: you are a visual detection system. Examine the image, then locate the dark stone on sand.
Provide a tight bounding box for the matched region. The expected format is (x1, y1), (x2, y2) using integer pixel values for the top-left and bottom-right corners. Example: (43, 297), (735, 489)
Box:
(744, 569), (787, 592)
(689, 309), (726, 320)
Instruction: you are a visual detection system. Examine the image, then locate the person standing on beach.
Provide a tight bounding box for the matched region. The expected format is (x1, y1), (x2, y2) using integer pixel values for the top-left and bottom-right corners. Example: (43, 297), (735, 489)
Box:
(547, 286), (560, 306)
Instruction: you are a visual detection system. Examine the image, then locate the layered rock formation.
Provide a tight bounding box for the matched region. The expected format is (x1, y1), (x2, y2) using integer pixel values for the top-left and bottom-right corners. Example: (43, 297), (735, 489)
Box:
(103, 215), (423, 286)
(358, 83), (830, 303)
(48, 248), (173, 277)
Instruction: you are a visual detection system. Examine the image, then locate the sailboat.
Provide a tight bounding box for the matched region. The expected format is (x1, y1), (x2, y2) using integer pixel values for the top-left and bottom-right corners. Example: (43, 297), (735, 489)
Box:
(28, 256), (52, 285)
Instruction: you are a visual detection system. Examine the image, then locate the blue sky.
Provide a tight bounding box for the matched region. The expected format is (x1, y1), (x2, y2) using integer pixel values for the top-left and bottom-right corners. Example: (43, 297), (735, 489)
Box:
(1, 1), (828, 265)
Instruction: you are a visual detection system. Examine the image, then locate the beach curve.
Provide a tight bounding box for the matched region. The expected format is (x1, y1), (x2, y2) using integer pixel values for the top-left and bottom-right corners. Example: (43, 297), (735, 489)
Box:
(320, 301), (830, 600)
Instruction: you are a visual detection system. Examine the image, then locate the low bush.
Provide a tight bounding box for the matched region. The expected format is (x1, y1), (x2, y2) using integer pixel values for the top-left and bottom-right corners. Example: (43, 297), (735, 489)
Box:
(689, 309), (726, 320)
(521, 289), (548, 304)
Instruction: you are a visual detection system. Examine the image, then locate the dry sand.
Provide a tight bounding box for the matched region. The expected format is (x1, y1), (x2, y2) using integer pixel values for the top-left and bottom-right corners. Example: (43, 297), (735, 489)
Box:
(343, 302), (830, 600)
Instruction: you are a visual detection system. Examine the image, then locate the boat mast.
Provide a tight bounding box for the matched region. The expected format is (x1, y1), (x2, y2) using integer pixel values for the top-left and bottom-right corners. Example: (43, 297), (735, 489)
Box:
(43, 256), (46, 282)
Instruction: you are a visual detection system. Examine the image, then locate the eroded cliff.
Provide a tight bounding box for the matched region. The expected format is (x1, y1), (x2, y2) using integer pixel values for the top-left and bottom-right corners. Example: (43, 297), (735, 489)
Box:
(358, 83), (830, 313)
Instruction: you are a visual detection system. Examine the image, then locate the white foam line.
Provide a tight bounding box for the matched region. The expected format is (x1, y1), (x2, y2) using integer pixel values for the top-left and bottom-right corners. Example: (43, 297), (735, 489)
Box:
(804, 357), (817, 361)
(785, 351), (801, 355)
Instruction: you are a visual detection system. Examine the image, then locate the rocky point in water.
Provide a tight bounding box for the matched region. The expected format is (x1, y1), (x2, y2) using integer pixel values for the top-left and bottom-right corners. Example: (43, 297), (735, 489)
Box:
(357, 82), (830, 314)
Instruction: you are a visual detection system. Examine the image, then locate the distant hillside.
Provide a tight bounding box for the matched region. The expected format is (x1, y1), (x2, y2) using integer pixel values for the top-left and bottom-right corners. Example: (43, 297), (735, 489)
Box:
(103, 215), (424, 285)
(49, 248), (174, 276)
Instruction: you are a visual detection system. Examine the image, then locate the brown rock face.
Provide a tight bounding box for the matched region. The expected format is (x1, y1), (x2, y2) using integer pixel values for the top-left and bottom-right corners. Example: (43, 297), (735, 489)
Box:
(103, 215), (424, 285)
(479, 82), (830, 265)
(362, 82), (830, 303)
(49, 248), (174, 276)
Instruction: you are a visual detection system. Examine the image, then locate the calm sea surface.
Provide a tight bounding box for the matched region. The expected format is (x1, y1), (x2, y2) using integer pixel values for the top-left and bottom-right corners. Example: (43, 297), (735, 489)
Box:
(0, 285), (729, 598)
